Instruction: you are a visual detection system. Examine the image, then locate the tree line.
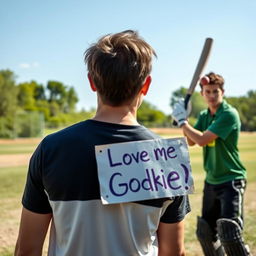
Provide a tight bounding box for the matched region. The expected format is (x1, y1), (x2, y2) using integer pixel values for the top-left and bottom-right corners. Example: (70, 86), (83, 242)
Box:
(0, 69), (95, 138)
(0, 69), (255, 138)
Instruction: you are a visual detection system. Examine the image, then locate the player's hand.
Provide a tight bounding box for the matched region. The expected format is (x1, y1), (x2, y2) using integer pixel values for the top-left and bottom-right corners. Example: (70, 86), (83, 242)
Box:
(177, 98), (192, 117)
(171, 101), (188, 127)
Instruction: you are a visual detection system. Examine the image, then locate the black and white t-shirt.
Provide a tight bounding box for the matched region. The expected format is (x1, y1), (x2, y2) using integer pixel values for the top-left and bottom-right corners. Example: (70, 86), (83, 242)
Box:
(22, 120), (190, 256)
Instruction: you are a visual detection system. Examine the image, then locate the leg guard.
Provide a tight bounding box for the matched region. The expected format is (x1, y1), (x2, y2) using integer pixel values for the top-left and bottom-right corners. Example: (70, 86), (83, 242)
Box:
(217, 218), (251, 256)
(196, 216), (225, 256)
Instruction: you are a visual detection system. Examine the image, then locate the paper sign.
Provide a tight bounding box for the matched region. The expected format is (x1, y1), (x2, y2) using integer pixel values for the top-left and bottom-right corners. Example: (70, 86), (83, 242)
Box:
(95, 137), (194, 204)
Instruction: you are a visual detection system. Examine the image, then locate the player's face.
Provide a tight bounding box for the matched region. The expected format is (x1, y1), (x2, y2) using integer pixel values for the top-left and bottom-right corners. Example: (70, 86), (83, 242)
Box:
(201, 84), (224, 109)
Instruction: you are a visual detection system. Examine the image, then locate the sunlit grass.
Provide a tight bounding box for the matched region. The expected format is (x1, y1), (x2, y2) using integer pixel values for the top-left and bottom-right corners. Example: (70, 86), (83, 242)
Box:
(0, 130), (255, 255)
(0, 144), (37, 155)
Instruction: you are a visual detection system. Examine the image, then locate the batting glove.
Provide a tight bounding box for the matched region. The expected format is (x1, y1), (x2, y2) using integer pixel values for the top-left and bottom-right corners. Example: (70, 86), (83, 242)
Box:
(171, 101), (188, 127)
(177, 98), (192, 117)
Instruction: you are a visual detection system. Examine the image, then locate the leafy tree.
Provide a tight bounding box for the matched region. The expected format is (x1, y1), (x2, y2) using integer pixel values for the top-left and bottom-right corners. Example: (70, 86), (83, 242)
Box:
(0, 70), (18, 137)
(66, 87), (79, 113)
(138, 101), (167, 127)
(0, 69), (87, 136)
(35, 84), (46, 100)
(35, 100), (50, 120)
(47, 109), (95, 128)
(47, 81), (79, 114)
(17, 80), (47, 111)
(0, 70), (18, 116)
(49, 101), (61, 117)
(47, 81), (67, 111)
(17, 81), (35, 110)
(226, 90), (256, 131)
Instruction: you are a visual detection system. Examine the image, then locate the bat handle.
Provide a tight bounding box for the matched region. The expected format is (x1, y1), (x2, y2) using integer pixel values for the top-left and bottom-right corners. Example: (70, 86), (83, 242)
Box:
(172, 120), (178, 126)
(172, 93), (191, 126)
(184, 94), (191, 109)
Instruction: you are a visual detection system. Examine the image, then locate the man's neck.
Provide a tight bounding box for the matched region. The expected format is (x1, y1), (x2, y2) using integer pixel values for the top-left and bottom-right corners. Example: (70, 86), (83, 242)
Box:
(209, 107), (217, 116)
(92, 104), (139, 125)
(209, 101), (222, 115)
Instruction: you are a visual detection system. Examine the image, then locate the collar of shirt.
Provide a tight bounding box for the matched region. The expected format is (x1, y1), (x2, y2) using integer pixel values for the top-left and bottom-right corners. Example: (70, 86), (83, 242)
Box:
(207, 100), (228, 118)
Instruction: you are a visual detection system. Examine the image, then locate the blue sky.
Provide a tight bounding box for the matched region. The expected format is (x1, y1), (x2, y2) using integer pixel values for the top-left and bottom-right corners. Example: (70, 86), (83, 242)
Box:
(1, 0), (255, 114)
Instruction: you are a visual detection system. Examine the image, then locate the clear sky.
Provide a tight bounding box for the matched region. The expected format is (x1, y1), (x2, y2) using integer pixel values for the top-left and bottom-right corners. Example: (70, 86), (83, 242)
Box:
(1, 0), (255, 114)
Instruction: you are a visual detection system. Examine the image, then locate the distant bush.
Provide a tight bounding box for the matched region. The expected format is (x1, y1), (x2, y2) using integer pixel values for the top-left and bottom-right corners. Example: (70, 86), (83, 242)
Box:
(14, 111), (44, 138)
(46, 111), (95, 128)
(0, 117), (14, 138)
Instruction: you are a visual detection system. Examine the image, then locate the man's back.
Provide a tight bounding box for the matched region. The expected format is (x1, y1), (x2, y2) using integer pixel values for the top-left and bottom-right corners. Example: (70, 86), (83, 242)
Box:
(16, 30), (189, 256)
(23, 120), (187, 255)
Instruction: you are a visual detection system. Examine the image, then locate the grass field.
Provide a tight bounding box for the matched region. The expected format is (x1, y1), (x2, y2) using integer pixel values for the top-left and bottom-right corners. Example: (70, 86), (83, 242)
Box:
(0, 129), (255, 255)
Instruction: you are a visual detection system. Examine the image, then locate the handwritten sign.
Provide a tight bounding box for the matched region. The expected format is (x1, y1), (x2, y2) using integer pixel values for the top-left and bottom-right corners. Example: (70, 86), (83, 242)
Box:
(95, 137), (194, 204)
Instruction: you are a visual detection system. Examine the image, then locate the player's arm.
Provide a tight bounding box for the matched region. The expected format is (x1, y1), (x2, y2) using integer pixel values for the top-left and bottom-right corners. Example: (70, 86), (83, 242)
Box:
(15, 207), (52, 256)
(157, 220), (185, 256)
(182, 129), (196, 146)
(182, 122), (218, 147)
(185, 136), (196, 146)
(171, 101), (218, 147)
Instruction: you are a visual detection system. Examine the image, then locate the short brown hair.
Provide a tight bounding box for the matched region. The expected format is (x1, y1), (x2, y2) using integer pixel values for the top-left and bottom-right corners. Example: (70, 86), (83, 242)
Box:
(200, 72), (225, 90)
(84, 30), (156, 106)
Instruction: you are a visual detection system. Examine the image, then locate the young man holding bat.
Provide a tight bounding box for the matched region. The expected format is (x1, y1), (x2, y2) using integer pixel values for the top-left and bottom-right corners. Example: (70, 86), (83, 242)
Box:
(171, 72), (250, 256)
(15, 30), (190, 256)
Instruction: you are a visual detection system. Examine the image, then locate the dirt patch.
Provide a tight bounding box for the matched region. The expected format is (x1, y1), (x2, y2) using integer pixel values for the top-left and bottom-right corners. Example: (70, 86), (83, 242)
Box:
(150, 128), (183, 137)
(150, 127), (181, 133)
(0, 154), (31, 168)
(0, 138), (42, 145)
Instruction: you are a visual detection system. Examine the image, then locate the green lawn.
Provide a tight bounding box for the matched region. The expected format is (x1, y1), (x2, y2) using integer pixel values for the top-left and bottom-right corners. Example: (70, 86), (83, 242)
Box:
(0, 144), (37, 155)
(0, 131), (255, 255)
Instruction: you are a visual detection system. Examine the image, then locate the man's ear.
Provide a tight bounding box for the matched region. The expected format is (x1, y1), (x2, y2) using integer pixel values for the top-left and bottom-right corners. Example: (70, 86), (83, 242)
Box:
(141, 76), (151, 95)
(88, 73), (97, 92)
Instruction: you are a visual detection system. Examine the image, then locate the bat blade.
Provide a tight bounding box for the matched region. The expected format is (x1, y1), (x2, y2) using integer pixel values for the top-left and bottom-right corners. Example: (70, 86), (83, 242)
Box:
(173, 38), (213, 126)
(184, 38), (213, 110)
(186, 38), (213, 97)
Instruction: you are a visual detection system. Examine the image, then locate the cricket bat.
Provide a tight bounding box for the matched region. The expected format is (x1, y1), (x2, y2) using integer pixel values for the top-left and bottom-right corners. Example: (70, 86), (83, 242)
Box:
(173, 37), (213, 125)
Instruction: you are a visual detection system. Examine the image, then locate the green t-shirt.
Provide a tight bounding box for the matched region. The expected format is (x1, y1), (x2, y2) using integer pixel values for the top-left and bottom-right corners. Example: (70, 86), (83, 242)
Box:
(194, 100), (246, 184)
